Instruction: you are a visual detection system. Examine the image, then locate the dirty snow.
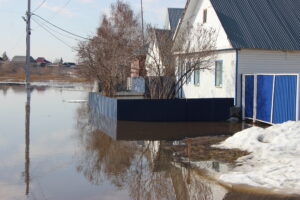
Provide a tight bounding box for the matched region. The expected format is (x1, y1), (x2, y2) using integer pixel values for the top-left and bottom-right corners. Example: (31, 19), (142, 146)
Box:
(213, 121), (300, 194)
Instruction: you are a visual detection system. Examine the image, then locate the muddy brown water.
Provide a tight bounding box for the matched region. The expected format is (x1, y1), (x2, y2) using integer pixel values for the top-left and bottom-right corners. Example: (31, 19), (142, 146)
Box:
(0, 83), (299, 200)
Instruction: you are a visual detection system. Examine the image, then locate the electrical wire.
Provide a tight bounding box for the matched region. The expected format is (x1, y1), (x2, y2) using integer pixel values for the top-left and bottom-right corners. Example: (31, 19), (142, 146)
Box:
(32, 18), (76, 50)
(32, 0), (47, 12)
(33, 17), (81, 41)
(49, 0), (72, 19)
(32, 14), (90, 40)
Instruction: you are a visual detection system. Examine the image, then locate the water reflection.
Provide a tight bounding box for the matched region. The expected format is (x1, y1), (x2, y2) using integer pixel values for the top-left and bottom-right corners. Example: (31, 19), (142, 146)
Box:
(0, 83), (299, 200)
(78, 102), (300, 200)
(24, 87), (31, 195)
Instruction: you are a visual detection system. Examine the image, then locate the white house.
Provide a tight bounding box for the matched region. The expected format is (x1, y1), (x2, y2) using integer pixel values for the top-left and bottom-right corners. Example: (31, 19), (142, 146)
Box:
(145, 8), (184, 77)
(173, 0), (300, 106)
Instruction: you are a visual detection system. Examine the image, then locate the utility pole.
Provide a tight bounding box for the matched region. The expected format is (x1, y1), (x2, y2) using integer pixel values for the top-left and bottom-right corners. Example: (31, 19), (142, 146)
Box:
(25, 0), (31, 89)
(140, 0), (144, 46)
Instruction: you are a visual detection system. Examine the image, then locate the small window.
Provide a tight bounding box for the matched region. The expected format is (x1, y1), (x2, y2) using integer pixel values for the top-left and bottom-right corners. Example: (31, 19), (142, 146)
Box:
(203, 9), (207, 23)
(215, 61), (223, 87)
(194, 67), (200, 85)
(186, 62), (192, 84)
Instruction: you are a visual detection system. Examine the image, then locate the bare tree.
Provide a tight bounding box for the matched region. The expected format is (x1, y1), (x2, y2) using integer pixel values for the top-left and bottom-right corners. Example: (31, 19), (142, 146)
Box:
(145, 23), (217, 99)
(77, 1), (143, 96)
(2, 52), (9, 62)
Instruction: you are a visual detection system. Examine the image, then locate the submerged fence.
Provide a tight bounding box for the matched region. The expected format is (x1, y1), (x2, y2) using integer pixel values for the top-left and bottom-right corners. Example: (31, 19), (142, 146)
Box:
(242, 74), (300, 124)
(89, 93), (234, 122)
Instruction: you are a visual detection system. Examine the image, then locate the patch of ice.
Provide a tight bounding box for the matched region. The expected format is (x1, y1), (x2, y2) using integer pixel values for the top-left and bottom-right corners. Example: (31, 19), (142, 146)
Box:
(63, 100), (87, 103)
(213, 121), (300, 194)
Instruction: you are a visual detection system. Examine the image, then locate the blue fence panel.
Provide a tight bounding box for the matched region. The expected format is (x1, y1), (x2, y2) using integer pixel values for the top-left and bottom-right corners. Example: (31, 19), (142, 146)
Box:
(245, 75), (254, 118)
(256, 75), (274, 123)
(273, 75), (297, 124)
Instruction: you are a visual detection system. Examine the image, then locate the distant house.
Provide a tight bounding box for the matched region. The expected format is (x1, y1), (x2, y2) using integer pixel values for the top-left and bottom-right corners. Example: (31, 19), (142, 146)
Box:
(62, 62), (76, 68)
(11, 56), (36, 64)
(145, 8), (184, 77)
(36, 57), (51, 67)
(145, 29), (173, 76)
(173, 0), (300, 108)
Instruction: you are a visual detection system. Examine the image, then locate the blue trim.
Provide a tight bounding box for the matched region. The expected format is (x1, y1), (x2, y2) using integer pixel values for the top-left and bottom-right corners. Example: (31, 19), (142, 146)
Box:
(235, 49), (239, 106)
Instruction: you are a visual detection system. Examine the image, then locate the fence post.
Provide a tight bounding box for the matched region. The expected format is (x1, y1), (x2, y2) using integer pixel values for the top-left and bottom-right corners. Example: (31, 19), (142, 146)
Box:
(253, 74), (257, 123)
(242, 74), (245, 120)
(270, 75), (276, 124)
(296, 74), (299, 121)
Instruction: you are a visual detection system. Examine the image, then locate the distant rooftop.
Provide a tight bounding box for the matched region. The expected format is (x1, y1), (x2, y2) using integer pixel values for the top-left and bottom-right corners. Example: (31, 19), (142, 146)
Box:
(36, 57), (51, 63)
(12, 56), (36, 63)
(168, 8), (184, 30)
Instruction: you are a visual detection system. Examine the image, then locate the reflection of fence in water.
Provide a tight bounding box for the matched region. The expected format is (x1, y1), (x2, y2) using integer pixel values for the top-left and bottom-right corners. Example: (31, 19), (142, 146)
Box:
(88, 93), (117, 139)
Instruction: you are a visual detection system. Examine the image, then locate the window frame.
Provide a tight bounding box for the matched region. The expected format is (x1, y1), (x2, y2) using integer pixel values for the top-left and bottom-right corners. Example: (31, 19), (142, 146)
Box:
(194, 66), (200, 85)
(203, 9), (207, 23)
(215, 60), (223, 87)
(186, 61), (192, 84)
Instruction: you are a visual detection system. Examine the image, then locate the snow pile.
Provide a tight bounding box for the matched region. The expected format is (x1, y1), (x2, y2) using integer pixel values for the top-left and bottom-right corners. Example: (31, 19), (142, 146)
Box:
(214, 121), (300, 194)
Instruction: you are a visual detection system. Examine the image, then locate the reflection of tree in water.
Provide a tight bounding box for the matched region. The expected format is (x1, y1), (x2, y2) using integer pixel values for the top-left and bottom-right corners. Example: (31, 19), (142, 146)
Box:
(77, 129), (137, 187)
(75, 104), (218, 200)
(0, 85), (9, 96)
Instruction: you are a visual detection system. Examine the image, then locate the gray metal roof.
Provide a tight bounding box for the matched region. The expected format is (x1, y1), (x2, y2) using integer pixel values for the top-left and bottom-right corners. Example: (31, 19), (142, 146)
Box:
(12, 56), (36, 63)
(210, 0), (300, 50)
(168, 8), (184, 30)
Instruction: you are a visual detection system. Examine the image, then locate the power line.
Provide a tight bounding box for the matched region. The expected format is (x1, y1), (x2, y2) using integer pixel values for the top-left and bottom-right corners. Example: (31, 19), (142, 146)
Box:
(32, 0), (47, 12)
(32, 14), (90, 40)
(51, 0), (72, 19)
(32, 18), (76, 50)
(33, 17), (81, 41)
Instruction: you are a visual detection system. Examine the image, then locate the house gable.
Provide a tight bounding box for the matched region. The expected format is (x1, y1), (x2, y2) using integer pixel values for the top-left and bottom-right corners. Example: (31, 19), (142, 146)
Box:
(173, 0), (233, 52)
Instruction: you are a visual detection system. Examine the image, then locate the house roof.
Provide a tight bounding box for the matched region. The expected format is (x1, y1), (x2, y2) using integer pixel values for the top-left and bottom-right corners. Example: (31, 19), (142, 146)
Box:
(210, 0), (300, 50)
(154, 29), (173, 66)
(12, 56), (36, 63)
(168, 8), (184, 30)
(36, 57), (51, 63)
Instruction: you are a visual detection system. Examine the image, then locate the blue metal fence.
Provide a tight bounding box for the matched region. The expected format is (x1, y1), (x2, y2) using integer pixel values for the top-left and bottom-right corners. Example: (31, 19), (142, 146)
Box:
(243, 74), (299, 124)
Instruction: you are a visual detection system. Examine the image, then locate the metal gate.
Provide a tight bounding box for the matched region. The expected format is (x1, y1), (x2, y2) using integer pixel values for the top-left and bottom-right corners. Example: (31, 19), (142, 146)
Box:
(242, 74), (299, 124)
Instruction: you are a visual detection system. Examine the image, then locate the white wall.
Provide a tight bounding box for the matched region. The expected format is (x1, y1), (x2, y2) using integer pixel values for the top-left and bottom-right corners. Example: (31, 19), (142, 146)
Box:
(237, 49), (300, 106)
(145, 39), (164, 76)
(175, 0), (235, 99)
(173, 0), (232, 53)
(181, 50), (236, 99)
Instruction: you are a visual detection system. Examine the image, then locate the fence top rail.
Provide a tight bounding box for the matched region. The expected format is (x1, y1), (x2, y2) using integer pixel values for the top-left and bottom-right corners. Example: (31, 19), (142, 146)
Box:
(243, 73), (300, 76)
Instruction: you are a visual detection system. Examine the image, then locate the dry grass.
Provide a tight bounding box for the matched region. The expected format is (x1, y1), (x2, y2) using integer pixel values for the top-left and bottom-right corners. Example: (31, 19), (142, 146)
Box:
(0, 63), (89, 83)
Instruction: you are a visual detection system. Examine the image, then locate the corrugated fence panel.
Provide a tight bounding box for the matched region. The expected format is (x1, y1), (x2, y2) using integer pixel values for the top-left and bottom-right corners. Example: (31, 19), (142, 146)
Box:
(245, 75), (254, 118)
(273, 75), (297, 124)
(256, 75), (274, 123)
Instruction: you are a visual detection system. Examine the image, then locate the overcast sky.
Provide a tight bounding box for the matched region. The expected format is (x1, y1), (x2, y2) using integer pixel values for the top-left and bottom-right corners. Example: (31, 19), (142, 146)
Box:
(0, 0), (186, 62)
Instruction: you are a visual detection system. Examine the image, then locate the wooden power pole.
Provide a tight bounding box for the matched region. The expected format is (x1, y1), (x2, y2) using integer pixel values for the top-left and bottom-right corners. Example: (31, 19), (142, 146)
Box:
(25, 0), (31, 88)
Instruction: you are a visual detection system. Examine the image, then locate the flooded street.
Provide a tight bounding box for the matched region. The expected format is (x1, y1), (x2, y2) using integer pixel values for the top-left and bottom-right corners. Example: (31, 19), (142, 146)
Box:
(0, 83), (299, 200)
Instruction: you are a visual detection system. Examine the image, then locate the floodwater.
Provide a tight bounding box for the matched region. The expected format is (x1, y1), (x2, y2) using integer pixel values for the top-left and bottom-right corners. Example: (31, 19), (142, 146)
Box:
(0, 83), (299, 200)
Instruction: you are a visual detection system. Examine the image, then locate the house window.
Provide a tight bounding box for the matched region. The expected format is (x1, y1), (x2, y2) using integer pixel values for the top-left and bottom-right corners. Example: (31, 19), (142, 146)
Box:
(215, 61), (223, 87)
(203, 9), (207, 23)
(194, 67), (200, 85)
(186, 62), (192, 84)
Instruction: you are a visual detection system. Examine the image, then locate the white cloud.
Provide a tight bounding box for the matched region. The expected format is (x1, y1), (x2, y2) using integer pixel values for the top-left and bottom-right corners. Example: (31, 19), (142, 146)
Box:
(79, 0), (93, 3)
(41, 2), (75, 17)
